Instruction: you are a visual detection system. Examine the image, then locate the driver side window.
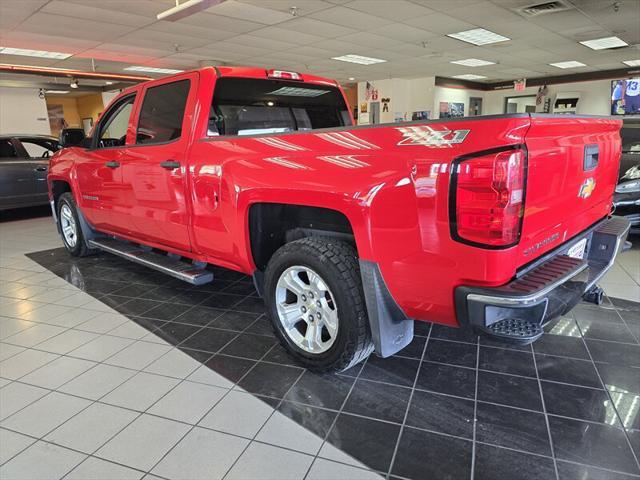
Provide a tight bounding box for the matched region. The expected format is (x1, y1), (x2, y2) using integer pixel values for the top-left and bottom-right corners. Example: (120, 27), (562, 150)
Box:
(96, 95), (136, 149)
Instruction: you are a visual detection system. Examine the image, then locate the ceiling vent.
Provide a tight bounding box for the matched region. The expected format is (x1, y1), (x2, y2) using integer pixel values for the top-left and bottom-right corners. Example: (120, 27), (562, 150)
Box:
(517, 1), (573, 17)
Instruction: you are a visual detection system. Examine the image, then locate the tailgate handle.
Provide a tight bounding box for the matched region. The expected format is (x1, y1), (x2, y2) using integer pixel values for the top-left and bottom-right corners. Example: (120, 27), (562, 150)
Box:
(584, 145), (599, 171)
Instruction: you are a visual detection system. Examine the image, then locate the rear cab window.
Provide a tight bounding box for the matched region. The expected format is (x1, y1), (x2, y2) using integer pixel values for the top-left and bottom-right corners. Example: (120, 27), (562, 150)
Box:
(209, 77), (351, 136)
(137, 79), (190, 144)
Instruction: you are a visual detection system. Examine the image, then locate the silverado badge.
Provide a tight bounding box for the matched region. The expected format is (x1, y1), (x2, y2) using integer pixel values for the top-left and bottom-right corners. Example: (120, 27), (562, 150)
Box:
(578, 178), (596, 199)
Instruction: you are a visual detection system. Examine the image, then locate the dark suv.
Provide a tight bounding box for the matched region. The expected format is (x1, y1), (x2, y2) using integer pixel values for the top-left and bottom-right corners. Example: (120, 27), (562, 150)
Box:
(616, 120), (640, 234)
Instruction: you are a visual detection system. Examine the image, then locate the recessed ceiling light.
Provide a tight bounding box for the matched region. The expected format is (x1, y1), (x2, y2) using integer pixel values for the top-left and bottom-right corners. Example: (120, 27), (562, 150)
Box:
(45, 90), (69, 94)
(549, 61), (586, 69)
(447, 28), (510, 46)
(0, 47), (72, 59)
(105, 81), (114, 85)
(124, 66), (184, 74)
(580, 36), (628, 50)
(623, 59), (640, 67)
(450, 58), (496, 67)
(348, 77), (355, 81)
(452, 74), (488, 80)
(331, 54), (387, 65)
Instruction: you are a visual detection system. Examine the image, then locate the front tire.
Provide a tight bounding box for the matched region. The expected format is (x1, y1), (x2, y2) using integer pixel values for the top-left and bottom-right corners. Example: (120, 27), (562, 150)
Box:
(264, 237), (374, 373)
(57, 192), (93, 257)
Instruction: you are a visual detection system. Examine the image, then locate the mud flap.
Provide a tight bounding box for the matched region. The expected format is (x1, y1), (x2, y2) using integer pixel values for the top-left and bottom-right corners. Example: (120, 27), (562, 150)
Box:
(359, 260), (414, 357)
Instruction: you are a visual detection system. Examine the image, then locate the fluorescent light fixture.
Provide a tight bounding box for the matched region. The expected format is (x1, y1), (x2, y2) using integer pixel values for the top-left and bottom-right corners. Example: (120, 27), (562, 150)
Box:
(348, 77), (355, 81)
(124, 66), (184, 74)
(331, 54), (386, 65)
(45, 90), (69, 94)
(105, 81), (114, 85)
(157, 0), (225, 21)
(267, 87), (329, 97)
(452, 74), (487, 80)
(549, 61), (586, 69)
(0, 47), (72, 59)
(447, 28), (509, 46)
(450, 58), (496, 67)
(580, 36), (628, 50)
(623, 59), (640, 67)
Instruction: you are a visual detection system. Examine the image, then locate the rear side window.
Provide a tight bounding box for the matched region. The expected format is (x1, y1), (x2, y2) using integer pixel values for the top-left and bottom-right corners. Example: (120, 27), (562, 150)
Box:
(210, 78), (350, 136)
(0, 139), (17, 158)
(137, 79), (190, 144)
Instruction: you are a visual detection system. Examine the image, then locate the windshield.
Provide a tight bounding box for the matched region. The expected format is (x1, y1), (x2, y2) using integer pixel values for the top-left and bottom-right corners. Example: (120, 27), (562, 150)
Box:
(210, 77), (351, 136)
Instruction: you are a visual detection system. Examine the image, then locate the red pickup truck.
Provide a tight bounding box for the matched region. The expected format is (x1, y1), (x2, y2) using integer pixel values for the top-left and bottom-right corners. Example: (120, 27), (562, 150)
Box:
(49, 66), (630, 372)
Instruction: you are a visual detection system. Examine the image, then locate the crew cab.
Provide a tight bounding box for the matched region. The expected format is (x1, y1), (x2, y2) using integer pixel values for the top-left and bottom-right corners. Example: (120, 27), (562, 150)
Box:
(48, 67), (630, 372)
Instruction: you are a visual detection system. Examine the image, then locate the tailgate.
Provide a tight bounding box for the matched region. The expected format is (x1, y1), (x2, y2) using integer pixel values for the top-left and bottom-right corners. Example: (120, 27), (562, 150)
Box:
(517, 116), (622, 266)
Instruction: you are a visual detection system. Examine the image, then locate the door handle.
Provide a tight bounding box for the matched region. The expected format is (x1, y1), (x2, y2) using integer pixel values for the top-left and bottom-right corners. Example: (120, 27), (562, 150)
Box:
(34, 166), (47, 171)
(105, 161), (120, 169)
(160, 160), (181, 169)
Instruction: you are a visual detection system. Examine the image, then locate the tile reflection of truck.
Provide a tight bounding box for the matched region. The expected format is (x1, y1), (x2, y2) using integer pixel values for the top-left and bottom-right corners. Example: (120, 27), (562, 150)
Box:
(48, 67), (630, 373)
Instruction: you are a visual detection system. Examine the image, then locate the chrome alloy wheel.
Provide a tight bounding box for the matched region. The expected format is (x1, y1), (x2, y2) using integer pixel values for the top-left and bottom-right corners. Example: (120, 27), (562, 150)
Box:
(60, 204), (78, 248)
(275, 266), (338, 354)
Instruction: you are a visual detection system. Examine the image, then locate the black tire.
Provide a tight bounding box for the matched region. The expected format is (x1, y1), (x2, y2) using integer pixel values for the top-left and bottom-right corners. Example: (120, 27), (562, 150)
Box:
(264, 237), (374, 373)
(57, 192), (94, 257)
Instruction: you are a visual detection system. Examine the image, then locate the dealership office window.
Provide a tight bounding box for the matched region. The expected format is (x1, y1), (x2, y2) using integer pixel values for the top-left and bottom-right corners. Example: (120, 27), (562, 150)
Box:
(137, 79), (190, 144)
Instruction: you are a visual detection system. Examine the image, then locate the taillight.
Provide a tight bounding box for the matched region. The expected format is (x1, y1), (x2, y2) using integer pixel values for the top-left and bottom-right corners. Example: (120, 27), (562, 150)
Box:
(452, 148), (526, 248)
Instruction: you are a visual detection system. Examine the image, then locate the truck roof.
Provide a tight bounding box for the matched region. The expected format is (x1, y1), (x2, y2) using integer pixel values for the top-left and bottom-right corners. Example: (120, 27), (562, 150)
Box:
(120, 66), (340, 96)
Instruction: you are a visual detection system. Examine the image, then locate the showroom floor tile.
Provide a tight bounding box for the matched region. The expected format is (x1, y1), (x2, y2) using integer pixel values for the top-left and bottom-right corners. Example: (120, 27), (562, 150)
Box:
(0, 215), (639, 479)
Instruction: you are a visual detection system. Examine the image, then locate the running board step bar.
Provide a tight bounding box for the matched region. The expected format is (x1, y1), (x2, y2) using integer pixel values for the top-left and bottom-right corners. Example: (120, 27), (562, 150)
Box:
(88, 238), (213, 285)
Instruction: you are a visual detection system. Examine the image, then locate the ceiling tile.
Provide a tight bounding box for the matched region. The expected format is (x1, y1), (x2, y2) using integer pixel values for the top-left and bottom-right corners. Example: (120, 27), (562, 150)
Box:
(403, 12), (475, 35)
(41, 1), (153, 27)
(227, 34), (297, 51)
(188, 42), (272, 59)
(205, 0), (292, 24)
(18, 12), (136, 42)
(176, 12), (263, 33)
(238, 0), (334, 15)
(336, 31), (403, 49)
(248, 26), (325, 44)
(374, 23), (438, 43)
(146, 20), (238, 42)
(277, 17), (355, 38)
(345, 0), (435, 21)
(309, 6), (394, 29)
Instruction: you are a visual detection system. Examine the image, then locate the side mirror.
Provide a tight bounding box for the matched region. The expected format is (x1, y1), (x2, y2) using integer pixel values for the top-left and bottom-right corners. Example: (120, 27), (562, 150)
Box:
(59, 128), (86, 148)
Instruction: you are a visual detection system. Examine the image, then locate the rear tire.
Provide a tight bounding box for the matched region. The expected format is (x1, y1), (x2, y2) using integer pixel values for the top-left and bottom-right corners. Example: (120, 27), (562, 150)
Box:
(57, 192), (93, 257)
(264, 237), (374, 373)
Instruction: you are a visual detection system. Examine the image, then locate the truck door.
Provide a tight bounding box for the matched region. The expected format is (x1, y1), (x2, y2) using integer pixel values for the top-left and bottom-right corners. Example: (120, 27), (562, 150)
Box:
(74, 94), (137, 231)
(117, 73), (196, 252)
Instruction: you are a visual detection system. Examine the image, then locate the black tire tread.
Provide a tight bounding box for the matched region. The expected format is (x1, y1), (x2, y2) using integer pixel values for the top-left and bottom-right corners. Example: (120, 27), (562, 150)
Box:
(265, 237), (374, 373)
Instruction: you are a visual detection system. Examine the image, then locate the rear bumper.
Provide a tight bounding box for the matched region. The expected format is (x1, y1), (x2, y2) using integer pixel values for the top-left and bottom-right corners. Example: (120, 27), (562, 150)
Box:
(455, 216), (631, 342)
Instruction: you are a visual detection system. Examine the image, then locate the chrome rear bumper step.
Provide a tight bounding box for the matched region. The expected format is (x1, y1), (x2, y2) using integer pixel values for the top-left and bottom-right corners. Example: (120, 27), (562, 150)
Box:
(88, 238), (213, 285)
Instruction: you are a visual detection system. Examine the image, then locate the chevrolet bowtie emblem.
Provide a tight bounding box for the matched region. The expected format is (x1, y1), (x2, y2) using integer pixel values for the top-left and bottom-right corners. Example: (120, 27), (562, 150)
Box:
(578, 178), (596, 199)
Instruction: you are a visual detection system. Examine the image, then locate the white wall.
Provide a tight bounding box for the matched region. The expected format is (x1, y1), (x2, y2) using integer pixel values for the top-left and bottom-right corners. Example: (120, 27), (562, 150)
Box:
(433, 86), (485, 117)
(0, 87), (51, 135)
(358, 76), (614, 123)
(483, 79), (612, 116)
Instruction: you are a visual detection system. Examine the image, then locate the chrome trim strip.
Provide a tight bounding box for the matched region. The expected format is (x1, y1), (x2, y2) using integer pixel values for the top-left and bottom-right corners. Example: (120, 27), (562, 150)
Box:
(467, 263), (589, 307)
(88, 239), (213, 285)
(467, 216), (630, 308)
